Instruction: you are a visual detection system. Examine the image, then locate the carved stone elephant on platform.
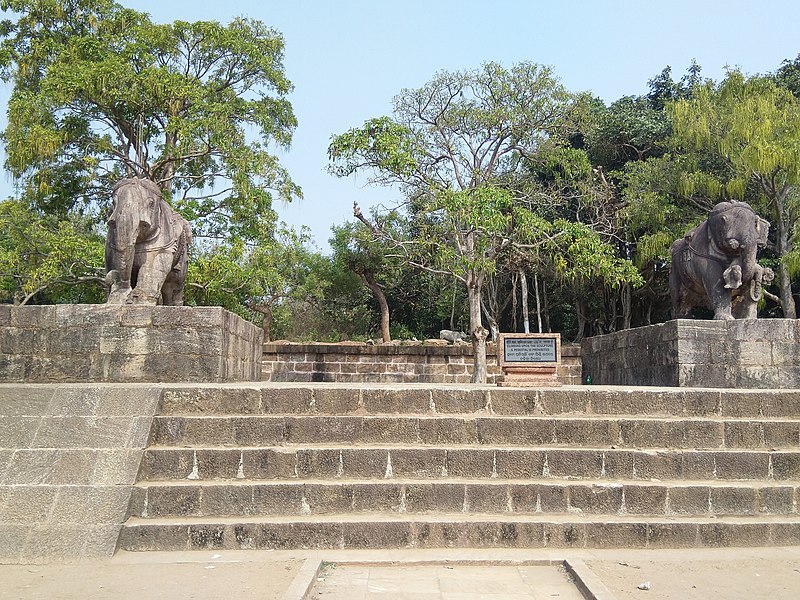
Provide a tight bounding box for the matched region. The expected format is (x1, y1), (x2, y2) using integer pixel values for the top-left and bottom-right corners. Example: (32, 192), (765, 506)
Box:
(105, 178), (192, 305)
(670, 200), (773, 320)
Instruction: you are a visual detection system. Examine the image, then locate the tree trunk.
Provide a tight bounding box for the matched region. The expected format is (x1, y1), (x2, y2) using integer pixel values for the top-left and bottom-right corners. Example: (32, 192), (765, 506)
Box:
(511, 272), (518, 332)
(542, 280), (551, 333)
(251, 305), (273, 343)
(767, 181), (797, 318)
(621, 284), (632, 330)
(773, 208), (796, 318)
(533, 272), (542, 333)
(467, 270), (488, 383)
(520, 269), (530, 334)
(360, 272), (391, 342)
(450, 280), (457, 330)
(575, 295), (587, 342)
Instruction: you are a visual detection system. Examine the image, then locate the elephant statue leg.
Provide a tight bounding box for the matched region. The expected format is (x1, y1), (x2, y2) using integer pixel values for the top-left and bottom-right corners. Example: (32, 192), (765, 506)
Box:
(130, 252), (174, 305)
(106, 270), (133, 304)
(706, 279), (735, 320)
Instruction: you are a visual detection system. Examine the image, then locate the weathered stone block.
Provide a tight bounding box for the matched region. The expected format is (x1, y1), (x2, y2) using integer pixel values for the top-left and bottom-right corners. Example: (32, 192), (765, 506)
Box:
(583, 319), (800, 388)
(543, 522), (586, 548)
(623, 485), (667, 514)
(1, 305), (261, 383)
(351, 483), (402, 512)
(586, 522), (648, 548)
(293, 448), (340, 478)
(668, 486), (710, 515)
(569, 484), (623, 514)
(389, 448), (446, 478)
(546, 450), (602, 478)
(404, 483), (464, 513)
(757, 486), (795, 514)
(647, 523), (699, 548)
(202, 485), (258, 516)
(494, 449), (545, 478)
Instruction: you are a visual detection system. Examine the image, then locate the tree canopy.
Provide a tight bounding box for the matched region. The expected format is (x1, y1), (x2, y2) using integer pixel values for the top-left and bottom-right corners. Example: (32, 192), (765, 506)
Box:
(330, 62), (643, 381)
(0, 0), (300, 240)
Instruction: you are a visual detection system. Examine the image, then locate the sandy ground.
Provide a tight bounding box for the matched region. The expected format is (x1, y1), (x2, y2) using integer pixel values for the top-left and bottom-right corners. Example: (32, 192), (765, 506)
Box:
(1, 548), (799, 599)
(587, 556), (800, 600)
(0, 556), (303, 600)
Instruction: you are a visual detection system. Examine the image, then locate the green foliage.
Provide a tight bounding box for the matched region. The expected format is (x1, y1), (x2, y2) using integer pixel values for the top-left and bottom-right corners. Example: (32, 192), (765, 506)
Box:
(186, 225), (317, 323)
(1, 0), (300, 240)
(328, 117), (418, 181)
(0, 198), (105, 303)
(545, 219), (643, 289)
(587, 95), (671, 168)
(670, 72), (800, 196)
(774, 54), (800, 98)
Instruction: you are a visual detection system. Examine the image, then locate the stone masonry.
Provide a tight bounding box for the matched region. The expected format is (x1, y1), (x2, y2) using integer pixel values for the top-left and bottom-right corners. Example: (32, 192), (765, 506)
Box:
(0, 384), (162, 562)
(262, 342), (582, 385)
(582, 319), (800, 388)
(0, 305), (263, 383)
(118, 384), (800, 552)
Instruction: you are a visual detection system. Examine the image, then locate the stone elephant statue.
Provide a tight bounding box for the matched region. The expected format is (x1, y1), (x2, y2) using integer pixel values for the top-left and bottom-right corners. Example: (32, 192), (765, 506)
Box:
(670, 200), (773, 320)
(105, 178), (192, 305)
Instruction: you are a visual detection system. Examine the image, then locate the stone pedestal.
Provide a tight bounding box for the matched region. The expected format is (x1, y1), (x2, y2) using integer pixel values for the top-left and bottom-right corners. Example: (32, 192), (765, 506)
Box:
(581, 319), (800, 388)
(0, 305), (263, 383)
(496, 333), (562, 387)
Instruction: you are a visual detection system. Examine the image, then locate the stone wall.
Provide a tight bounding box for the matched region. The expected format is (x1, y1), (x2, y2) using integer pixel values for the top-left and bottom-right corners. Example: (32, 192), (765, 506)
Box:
(0, 305), (263, 383)
(262, 342), (582, 385)
(0, 384), (162, 562)
(582, 319), (800, 388)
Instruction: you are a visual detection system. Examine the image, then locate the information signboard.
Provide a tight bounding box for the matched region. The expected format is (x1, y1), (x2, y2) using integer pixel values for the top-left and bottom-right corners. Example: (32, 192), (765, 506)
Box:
(497, 333), (561, 370)
(502, 336), (557, 363)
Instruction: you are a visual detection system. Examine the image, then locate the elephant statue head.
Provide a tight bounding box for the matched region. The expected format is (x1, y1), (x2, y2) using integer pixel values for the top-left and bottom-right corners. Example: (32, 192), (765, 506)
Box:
(105, 178), (191, 305)
(670, 200), (771, 320)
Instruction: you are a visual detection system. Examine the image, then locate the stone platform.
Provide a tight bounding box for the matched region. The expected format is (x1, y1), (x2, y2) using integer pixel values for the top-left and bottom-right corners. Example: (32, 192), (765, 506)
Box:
(582, 319), (800, 388)
(0, 305), (262, 383)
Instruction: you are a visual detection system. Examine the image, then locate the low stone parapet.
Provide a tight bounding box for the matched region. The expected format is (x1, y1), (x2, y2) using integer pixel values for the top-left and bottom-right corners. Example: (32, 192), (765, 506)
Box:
(582, 319), (800, 388)
(261, 341), (581, 385)
(0, 305), (262, 383)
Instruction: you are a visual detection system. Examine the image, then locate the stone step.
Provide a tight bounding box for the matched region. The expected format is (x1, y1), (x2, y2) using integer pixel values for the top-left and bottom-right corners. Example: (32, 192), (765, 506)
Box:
(148, 414), (800, 450)
(156, 385), (800, 418)
(137, 446), (800, 482)
(127, 478), (800, 519)
(117, 512), (800, 551)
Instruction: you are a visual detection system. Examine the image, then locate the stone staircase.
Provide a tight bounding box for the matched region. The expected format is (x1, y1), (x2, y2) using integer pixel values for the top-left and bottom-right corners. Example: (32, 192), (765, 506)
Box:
(117, 385), (800, 551)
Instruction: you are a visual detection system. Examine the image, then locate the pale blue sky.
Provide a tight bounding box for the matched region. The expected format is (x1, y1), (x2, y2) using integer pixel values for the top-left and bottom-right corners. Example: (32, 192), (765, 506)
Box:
(3, 1), (800, 250)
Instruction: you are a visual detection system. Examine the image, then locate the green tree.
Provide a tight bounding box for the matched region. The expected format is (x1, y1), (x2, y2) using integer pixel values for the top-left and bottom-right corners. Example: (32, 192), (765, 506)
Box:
(186, 225), (317, 340)
(0, 198), (105, 304)
(0, 0), (301, 312)
(330, 62), (644, 377)
(330, 204), (409, 343)
(671, 71), (800, 317)
(0, 0), (300, 241)
(582, 63), (707, 327)
(329, 63), (581, 382)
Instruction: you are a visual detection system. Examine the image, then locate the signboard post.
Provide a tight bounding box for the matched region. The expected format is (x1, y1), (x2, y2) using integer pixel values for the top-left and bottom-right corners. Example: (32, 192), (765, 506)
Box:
(496, 333), (562, 387)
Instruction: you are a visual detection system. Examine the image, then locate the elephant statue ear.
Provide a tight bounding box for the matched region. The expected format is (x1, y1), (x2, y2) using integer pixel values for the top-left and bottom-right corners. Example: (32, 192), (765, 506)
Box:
(723, 264), (743, 289)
